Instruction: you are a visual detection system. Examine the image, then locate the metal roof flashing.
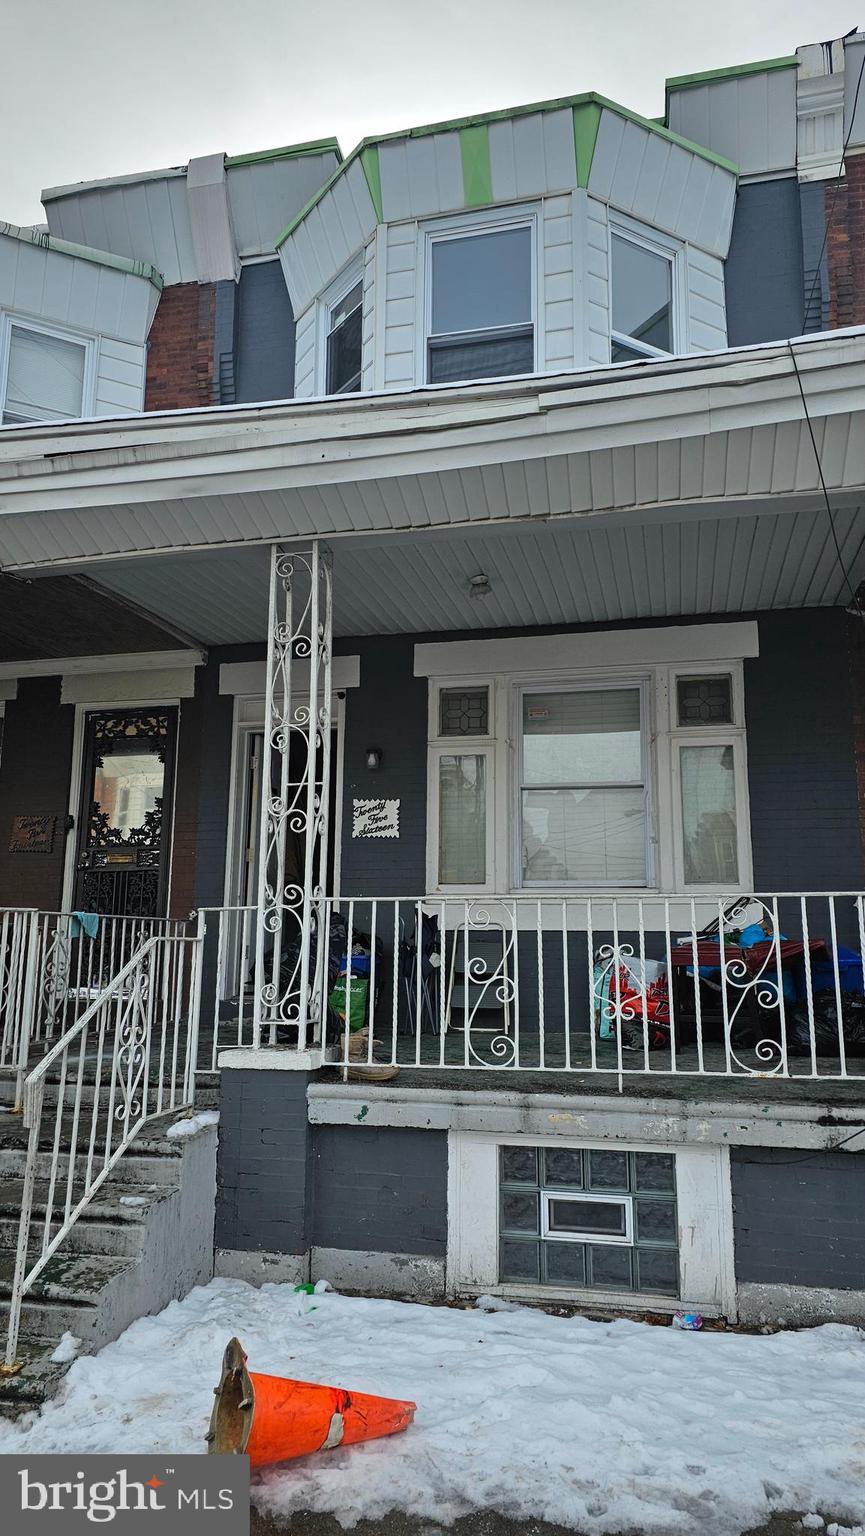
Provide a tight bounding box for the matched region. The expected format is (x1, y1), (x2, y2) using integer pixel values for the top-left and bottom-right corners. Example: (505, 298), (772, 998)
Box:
(0, 221), (164, 289)
(274, 92), (738, 251)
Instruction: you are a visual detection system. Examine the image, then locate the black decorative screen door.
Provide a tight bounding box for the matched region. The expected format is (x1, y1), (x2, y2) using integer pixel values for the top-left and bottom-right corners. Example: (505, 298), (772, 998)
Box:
(73, 709), (178, 917)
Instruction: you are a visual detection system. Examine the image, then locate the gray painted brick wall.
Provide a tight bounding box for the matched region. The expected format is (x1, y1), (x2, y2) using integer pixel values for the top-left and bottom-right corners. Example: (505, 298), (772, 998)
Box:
(725, 180), (805, 346)
(312, 1125), (448, 1257)
(731, 1146), (865, 1289)
(215, 1069), (313, 1255)
(746, 610), (863, 893)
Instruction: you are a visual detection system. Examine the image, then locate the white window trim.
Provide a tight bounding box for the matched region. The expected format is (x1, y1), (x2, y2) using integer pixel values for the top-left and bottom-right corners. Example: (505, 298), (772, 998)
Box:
(540, 1190), (634, 1246)
(316, 258), (364, 396)
(607, 210), (688, 361)
(447, 1130), (737, 1317)
(417, 203), (542, 387)
(425, 653), (753, 900)
(0, 312), (96, 426)
(515, 674), (655, 892)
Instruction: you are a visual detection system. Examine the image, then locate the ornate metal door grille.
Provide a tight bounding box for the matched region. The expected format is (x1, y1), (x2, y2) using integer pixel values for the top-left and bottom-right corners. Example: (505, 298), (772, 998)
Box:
(73, 708), (178, 918)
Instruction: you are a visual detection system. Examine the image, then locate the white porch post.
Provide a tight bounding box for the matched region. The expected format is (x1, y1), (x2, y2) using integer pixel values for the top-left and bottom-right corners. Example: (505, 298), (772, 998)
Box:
(253, 542), (333, 1053)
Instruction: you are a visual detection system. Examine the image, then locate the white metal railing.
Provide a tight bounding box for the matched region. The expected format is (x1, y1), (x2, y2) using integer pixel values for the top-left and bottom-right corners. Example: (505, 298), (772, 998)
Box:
(0, 909), (39, 1108)
(302, 892), (865, 1084)
(196, 905), (256, 1071)
(3, 921), (204, 1370)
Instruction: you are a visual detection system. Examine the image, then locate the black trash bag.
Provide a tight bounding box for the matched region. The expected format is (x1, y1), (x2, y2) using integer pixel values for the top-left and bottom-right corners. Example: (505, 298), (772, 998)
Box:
(785, 990), (865, 1057)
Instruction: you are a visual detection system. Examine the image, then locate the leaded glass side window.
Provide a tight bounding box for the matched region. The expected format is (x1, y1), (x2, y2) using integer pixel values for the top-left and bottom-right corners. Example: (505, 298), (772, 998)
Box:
(440, 687), (489, 737)
(498, 1145), (679, 1297)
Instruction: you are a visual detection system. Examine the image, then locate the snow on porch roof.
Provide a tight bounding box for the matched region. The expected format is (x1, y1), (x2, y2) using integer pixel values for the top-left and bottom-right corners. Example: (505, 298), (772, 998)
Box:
(0, 329), (864, 639)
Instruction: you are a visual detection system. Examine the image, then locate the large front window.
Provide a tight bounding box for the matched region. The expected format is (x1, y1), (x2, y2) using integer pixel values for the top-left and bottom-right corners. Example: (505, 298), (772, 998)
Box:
(2, 320), (88, 424)
(427, 223), (534, 385)
(521, 687), (647, 886)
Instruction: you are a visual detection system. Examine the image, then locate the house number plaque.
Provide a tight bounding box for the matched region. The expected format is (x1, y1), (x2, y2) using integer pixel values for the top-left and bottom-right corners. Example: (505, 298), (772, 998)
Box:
(9, 814), (56, 854)
(352, 798), (400, 839)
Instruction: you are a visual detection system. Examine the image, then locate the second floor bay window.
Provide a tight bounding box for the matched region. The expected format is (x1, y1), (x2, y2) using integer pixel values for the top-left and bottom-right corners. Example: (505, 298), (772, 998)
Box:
(427, 221), (534, 385)
(610, 228), (676, 363)
(326, 278), (363, 394)
(1, 319), (89, 425)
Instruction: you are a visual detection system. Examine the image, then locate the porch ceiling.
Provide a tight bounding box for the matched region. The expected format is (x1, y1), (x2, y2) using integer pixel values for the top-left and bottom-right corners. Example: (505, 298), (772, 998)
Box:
(1, 330), (864, 639)
(52, 495), (865, 644)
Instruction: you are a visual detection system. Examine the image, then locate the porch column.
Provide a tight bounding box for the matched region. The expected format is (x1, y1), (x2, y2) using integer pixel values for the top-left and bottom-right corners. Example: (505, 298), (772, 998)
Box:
(254, 542), (333, 1054)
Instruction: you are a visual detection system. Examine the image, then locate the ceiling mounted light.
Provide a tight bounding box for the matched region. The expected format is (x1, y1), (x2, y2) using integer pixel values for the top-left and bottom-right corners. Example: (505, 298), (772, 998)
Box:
(469, 572), (491, 599)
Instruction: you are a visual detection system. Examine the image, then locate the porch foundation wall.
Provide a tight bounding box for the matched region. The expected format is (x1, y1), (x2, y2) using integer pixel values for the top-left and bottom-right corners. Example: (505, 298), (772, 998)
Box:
(730, 1145), (865, 1293)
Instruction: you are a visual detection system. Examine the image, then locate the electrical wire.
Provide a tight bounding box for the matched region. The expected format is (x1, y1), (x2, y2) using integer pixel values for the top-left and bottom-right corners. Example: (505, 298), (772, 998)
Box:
(787, 338), (859, 610)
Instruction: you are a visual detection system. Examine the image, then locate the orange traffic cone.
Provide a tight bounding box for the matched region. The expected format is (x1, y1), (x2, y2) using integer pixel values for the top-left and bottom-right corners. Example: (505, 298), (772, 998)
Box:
(207, 1337), (416, 1468)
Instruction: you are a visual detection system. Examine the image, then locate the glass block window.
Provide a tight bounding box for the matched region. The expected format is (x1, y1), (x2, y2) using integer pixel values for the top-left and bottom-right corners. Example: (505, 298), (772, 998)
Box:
(440, 687), (489, 737)
(499, 1145), (678, 1296)
(676, 675), (733, 726)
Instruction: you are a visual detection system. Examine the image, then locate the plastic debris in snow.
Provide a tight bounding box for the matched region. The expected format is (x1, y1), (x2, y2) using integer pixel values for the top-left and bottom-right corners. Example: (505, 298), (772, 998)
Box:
(1, 1279), (864, 1536)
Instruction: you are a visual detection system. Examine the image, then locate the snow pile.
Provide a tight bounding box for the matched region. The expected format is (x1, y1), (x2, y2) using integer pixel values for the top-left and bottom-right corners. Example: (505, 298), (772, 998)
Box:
(1, 1279), (864, 1535)
(50, 1332), (81, 1364)
(166, 1110), (219, 1140)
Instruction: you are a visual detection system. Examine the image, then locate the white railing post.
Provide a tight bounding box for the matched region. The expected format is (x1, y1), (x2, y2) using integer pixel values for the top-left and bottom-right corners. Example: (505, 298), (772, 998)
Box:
(254, 542), (333, 1054)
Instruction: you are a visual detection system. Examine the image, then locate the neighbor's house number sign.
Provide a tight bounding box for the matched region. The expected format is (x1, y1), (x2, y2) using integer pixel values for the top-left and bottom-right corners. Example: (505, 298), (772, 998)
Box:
(352, 798), (400, 839)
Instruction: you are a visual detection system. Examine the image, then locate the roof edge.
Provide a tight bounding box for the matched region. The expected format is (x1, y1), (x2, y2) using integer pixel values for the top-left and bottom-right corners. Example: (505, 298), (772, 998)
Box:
(275, 90), (737, 250)
(43, 166), (187, 203)
(225, 137), (343, 169)
(0, 221), (164, 290)
(666, 54), (799, 91)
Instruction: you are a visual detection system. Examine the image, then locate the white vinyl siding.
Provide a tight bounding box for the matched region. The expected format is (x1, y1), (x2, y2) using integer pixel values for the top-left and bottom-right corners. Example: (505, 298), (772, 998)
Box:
(292, 306), (317, 398)
(384, 223), (417, 389)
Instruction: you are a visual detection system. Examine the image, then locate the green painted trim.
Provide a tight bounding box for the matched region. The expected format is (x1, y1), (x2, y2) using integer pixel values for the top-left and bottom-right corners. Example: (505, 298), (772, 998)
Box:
(573, 101), (602, 188)
(225, 138), (342, 169)
(275, 88), (738, 249)
(359, 144), (383, 223)
(666, 55), (798, 91)
(459, 123), (492, 206)
(0, 220), (164, 290)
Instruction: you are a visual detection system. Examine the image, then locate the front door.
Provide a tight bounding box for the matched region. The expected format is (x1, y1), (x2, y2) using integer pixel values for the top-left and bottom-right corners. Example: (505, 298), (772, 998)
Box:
(73, 708), (178, 917)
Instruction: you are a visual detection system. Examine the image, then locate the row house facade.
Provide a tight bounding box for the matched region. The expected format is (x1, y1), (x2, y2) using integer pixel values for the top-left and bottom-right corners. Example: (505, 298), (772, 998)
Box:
(2, 33), (865, 1400)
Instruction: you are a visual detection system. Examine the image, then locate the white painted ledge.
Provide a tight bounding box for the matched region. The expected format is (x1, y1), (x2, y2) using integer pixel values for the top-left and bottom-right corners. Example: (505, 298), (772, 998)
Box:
(219, 1046), (330, 1072)
(306, 1081), (865, 1148)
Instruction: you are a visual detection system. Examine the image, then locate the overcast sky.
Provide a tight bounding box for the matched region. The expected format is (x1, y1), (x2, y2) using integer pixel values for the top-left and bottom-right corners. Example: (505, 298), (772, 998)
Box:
(1, 0), (861, 227)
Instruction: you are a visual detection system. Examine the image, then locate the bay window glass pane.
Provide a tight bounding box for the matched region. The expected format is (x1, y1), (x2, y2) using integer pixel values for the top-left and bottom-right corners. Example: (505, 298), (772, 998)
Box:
(431, 226), (531, 336)
(428, 329), (533, 384)
(5, 325), (86, 423)
(523, 690), (641, 786)
(438, 754), (486, 884)
(522, 787), (646, 884)
(680, 744), (738, 884)
(326, 281), (363, 395)
(611, 235), (672, 353)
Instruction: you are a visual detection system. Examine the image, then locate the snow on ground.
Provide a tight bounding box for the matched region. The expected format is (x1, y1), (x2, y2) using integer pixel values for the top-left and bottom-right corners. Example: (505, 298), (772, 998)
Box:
(1, 1278), (864, 1535)
(165, 1109), (220, 1139)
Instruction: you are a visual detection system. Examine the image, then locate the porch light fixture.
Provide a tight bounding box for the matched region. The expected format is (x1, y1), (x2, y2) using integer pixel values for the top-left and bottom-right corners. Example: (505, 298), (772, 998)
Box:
(365, 747), (382, 770)
(469, 572), (491, 599)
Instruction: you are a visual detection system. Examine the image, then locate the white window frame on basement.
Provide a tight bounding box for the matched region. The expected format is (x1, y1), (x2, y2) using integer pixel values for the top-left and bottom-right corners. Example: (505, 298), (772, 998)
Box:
(316, 258), (364, 396)
(420, 629), (754, 898)
(447, 1130), (737, 1316)
(417, 203), (542, 387)
(0, 312), (96, 425)
(608, 211), (688, 362)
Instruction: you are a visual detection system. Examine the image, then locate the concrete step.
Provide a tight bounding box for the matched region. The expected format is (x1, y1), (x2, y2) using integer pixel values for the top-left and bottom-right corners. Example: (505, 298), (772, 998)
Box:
(0, 1178), (169, 1257)
(0, 1332), (74, 1420)
(0, 1248), (134, 1339)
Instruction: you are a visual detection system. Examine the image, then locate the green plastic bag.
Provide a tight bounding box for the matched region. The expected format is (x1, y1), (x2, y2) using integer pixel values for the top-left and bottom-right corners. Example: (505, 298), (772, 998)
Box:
(329, 974), (368, 1032)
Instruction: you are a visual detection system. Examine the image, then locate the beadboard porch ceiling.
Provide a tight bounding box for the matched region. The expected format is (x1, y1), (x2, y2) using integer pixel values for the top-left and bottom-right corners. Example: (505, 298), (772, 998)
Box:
(1, 329), (864, 642)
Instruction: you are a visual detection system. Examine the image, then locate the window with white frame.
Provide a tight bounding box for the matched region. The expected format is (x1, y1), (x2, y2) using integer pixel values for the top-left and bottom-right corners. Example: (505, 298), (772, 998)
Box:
(610, 226), (676, 362)
(425, 651), (751, 894)
(426, 220), (534, 385)
(1, 318), (90, 424)
(325, 274), (363, 395)
(520, 685), (649, 887)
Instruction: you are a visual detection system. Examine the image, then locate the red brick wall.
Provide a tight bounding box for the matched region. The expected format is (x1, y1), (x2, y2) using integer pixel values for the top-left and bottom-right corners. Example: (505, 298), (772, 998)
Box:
(826, 153), (865, 330)
(145, 283), (217, 412)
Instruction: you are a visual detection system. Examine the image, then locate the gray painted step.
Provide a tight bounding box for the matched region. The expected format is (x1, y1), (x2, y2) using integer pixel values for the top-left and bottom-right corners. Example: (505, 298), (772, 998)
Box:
(0, 1178), (169, 1257)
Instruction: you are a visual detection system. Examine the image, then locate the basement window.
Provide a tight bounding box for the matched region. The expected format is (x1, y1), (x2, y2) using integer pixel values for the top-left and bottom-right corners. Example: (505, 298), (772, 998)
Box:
(499, 1145), (679, 1295)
